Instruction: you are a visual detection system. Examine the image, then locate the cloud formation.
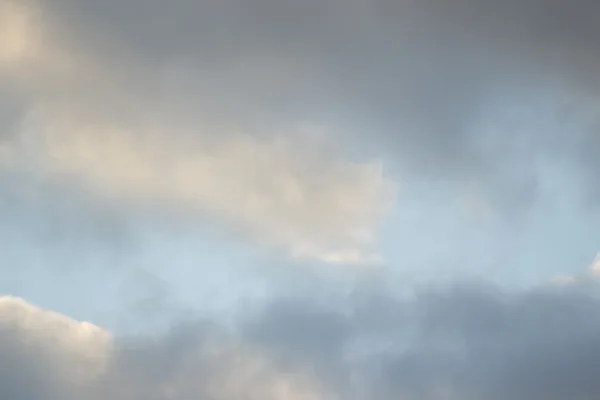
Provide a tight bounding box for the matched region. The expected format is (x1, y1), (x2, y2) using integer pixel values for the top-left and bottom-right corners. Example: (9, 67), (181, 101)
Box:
(3, 0), (600, 266)
(34, 0), (600, 213)
(0, 295), (333, 400)
(0, 0), (396, 264)
(2, 108), (394, 263)
(3, 1), (600, 399)
(4, 272), (600, 400)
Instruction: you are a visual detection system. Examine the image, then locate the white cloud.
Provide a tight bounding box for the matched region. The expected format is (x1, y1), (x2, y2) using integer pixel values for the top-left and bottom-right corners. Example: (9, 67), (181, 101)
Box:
(548, 253), (600, 287)
(0, 0), (397, 265)
(0, 295), (111, 388)
(0, 106), (396, 263)
(590, 252), (600, 276)
(0, 295), (332, 400)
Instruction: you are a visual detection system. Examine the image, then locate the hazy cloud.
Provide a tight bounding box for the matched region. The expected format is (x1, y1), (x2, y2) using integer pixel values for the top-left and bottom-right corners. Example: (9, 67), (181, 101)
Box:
(33, 0), (600, 214)
(0, 0), (396, 264)
(4, 273), (600, 399)
(3, 1), (600, 398)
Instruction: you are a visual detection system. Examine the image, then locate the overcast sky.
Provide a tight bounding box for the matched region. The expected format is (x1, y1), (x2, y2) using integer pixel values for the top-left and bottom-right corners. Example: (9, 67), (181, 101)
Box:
(2, 0), (600, 399)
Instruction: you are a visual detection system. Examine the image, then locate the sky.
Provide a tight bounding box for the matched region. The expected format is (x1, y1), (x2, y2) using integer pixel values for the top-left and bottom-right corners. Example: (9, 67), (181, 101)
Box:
(2, 0), (600, 398)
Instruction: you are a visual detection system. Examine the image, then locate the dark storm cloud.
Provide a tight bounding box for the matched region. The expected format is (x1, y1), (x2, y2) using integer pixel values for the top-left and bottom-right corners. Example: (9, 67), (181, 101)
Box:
(4, 277), (600, 399)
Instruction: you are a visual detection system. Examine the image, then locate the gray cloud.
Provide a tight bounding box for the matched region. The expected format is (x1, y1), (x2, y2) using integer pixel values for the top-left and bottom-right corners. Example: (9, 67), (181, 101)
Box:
(230, 278), (600, 400)
(0, 0), (397, 264)
(3, 0), (600, 262)
(4, 276), (600, 399)
(24, 0), (600, 215)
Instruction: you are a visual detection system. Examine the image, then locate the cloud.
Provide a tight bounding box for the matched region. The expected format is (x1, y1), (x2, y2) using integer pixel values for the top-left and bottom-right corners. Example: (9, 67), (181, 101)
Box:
(0, 0), (396, 265)
(0, 2), (32, 66)
(3, 1), (600, 395)
(0, 295), (333, 400)
(3, 0), (600, 268)
(4, 273), (600, 400)
(0, 296), (111, 399)
(0, 106), (395, 264)
(31, 0), (600, 215)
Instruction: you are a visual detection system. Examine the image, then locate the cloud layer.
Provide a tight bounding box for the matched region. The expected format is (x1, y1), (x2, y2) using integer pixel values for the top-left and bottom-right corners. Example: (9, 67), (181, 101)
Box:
(3, 0), (600, 399)
(0, 0), (396, 264)
(35, 0), (600, 208)
(2, 108), (394, 263)
(4, 271), (600, 400)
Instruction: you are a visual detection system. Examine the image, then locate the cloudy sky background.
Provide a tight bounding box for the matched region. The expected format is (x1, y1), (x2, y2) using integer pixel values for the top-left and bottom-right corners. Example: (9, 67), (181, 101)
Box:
(2, 0), (600, 398)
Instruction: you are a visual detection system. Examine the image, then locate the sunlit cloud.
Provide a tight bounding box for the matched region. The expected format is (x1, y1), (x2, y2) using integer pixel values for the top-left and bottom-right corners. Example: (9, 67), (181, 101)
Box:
(1, 106), (395, 263)
(0, 1), (39, 67)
